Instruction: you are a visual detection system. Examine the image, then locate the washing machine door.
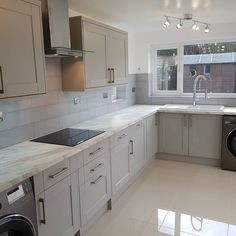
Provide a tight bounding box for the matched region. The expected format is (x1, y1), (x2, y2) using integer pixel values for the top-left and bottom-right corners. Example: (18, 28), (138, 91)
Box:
(227, 129), (236, 156)
(0, 215), (36, 236)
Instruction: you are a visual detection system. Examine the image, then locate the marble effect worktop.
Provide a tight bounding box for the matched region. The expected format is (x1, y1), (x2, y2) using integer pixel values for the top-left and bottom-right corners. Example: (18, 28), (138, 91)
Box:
(0, 105), (159, 193)
(1, 104), (236, 193)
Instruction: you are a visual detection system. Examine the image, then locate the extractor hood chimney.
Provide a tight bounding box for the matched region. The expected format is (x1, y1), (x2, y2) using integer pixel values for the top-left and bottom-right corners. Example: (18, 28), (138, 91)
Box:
(41, 0), (84, 58)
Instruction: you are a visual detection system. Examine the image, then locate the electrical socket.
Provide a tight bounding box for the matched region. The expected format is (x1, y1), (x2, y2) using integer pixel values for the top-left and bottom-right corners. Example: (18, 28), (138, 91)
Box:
(74, 97), (80, 104)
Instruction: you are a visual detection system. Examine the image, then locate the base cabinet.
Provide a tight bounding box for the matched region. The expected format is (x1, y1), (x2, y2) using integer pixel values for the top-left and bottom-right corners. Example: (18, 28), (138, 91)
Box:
(110, 129), (131, 195)
(129, 121), (146, 175)
(36, 176), (74, 236)
(33, 115), (158, 235)
(188, 114), (222, 159)
(159, 113), (222, 159)
(159, 113), (188, 155)
(80, 157), (111, 226)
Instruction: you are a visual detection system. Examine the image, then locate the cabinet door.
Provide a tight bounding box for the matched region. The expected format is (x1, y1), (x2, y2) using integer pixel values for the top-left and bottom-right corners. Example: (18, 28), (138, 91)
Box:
(37, 176), (74, 236)
(188, 115), (222, 159)
(111, 137), (131, 195)
(129, 121), (146, 174)
(0, 0), (45, 98)
(83, 21), (109, 88)
(159, 113), (188, 155)
(108, 30), (128, 85)
(146, 114), (158, 160)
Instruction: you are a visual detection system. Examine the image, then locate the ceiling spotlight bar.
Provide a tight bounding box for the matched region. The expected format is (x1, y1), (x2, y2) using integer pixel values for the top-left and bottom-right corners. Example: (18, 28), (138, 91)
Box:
(163, 14), (210, 33)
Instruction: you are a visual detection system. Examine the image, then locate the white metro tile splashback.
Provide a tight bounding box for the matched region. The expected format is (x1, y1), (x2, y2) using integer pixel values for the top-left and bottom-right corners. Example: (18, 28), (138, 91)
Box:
(0, 59), (136, 149)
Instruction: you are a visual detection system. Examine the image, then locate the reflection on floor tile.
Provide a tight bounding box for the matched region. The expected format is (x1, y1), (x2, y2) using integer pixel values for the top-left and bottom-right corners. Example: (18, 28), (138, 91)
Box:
(85, 160), (236, 236)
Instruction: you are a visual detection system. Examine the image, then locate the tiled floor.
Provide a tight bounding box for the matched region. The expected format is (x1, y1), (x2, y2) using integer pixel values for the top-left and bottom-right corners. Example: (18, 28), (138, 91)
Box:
(85, 159), (236, 236)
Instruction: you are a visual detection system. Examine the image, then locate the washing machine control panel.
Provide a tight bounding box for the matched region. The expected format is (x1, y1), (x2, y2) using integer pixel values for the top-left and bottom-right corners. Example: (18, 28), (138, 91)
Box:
(7, 184), (25, 205)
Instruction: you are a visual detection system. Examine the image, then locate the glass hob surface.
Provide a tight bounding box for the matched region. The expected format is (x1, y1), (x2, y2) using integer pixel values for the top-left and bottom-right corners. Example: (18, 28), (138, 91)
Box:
(31, 128), (105, 147)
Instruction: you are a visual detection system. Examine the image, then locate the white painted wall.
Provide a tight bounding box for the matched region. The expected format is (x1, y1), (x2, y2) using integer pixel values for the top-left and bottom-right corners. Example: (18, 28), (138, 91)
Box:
(134, 22), (236, 74)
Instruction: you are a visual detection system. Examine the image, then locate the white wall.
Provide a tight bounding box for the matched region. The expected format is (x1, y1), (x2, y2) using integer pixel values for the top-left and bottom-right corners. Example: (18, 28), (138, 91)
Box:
(134, 22), (236, 74)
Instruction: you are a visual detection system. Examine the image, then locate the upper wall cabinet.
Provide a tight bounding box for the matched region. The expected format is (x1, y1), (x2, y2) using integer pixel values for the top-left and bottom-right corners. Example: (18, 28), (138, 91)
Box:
(62, 16), (128, 91)
(0, 0), (46, 99)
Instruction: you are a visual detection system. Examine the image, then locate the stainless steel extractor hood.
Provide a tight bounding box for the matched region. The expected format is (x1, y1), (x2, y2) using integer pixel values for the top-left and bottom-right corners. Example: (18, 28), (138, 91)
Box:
(41, 0), (84, 58)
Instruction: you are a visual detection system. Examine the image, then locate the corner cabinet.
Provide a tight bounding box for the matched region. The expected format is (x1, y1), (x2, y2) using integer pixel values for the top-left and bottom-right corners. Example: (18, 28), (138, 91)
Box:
(159, 113), (188, 155)
(66, 16), (128, 90)
(0, 0), (46, 99)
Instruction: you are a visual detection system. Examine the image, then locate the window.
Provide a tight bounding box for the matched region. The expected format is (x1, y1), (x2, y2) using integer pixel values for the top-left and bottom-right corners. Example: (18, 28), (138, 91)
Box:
(151, 41), (236, 97)
(152, 47), (179, 94)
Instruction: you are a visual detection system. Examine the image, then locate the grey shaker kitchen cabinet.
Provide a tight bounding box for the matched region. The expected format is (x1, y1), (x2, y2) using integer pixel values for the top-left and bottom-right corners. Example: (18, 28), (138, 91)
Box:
(159, 113), (222, 159)
(188, 114), (222, 159)
(0, 0), (46, 99)
(110, 129), (131, 195)
(107, 29), (128, 85)
(129, 120), (146, 175)
(66, 16), (128, 91)
(159, 113), (188, 155)
(36, 176), (74, 236)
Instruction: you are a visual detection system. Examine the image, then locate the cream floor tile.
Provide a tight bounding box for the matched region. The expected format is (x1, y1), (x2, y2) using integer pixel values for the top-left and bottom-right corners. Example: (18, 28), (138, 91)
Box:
(85, 160), (236, 236)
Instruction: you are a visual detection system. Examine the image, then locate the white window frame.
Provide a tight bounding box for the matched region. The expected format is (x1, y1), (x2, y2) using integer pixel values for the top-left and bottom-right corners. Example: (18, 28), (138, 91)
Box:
(151, 38), (236, 98)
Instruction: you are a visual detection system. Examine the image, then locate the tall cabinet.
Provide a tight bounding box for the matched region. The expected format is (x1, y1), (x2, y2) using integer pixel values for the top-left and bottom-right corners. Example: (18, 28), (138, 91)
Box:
(0, 0), (46, 99)
(65, 16), (128, 91)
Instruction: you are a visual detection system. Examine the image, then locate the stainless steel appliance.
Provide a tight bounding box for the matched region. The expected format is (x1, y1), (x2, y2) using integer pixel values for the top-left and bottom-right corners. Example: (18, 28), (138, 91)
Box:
(31, 128), (105, 147)
(0, 179), (37, 236)
(41, 0), (92, 58)
(222, 116), (236, 170)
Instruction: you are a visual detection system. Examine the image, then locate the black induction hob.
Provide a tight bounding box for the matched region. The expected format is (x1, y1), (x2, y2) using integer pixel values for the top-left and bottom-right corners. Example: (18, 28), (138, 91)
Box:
(31, 128), (105, 147)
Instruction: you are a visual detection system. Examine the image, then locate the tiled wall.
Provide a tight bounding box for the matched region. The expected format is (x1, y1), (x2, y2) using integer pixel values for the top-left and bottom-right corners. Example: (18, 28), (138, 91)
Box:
(136, 73), (236, 106)
(0, 59), (136, 149)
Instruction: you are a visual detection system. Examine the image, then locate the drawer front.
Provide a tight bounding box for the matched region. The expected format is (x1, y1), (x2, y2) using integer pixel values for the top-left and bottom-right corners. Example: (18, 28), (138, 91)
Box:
(84, 154), (106, 182)
(43, 160), (70, 189)
(110, 128), (129, 148)
(70, 151), (84, 173)
(84, 139), (108, 165)
(130, 120), (144, 134)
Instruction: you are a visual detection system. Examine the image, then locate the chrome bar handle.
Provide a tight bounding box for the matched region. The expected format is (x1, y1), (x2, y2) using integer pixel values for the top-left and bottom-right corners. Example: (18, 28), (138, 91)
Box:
(0, 66), (4, 94)
(90, 163), (103, 172)
(39, 198), (46, 224)
(108, 68), (112, 83)
(69, 185), (74, 226)
(118, 134), (127, 140)
(91, 175), (104, 185)
(129, 140), (134, 155)
(49, 167), (68, 179)
(89, 147), (103, 156)
(111, 68), (115, 83)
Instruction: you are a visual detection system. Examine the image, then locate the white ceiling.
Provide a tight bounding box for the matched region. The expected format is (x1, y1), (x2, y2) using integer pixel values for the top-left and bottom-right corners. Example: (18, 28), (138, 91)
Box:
(69, 0), (236, 32)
